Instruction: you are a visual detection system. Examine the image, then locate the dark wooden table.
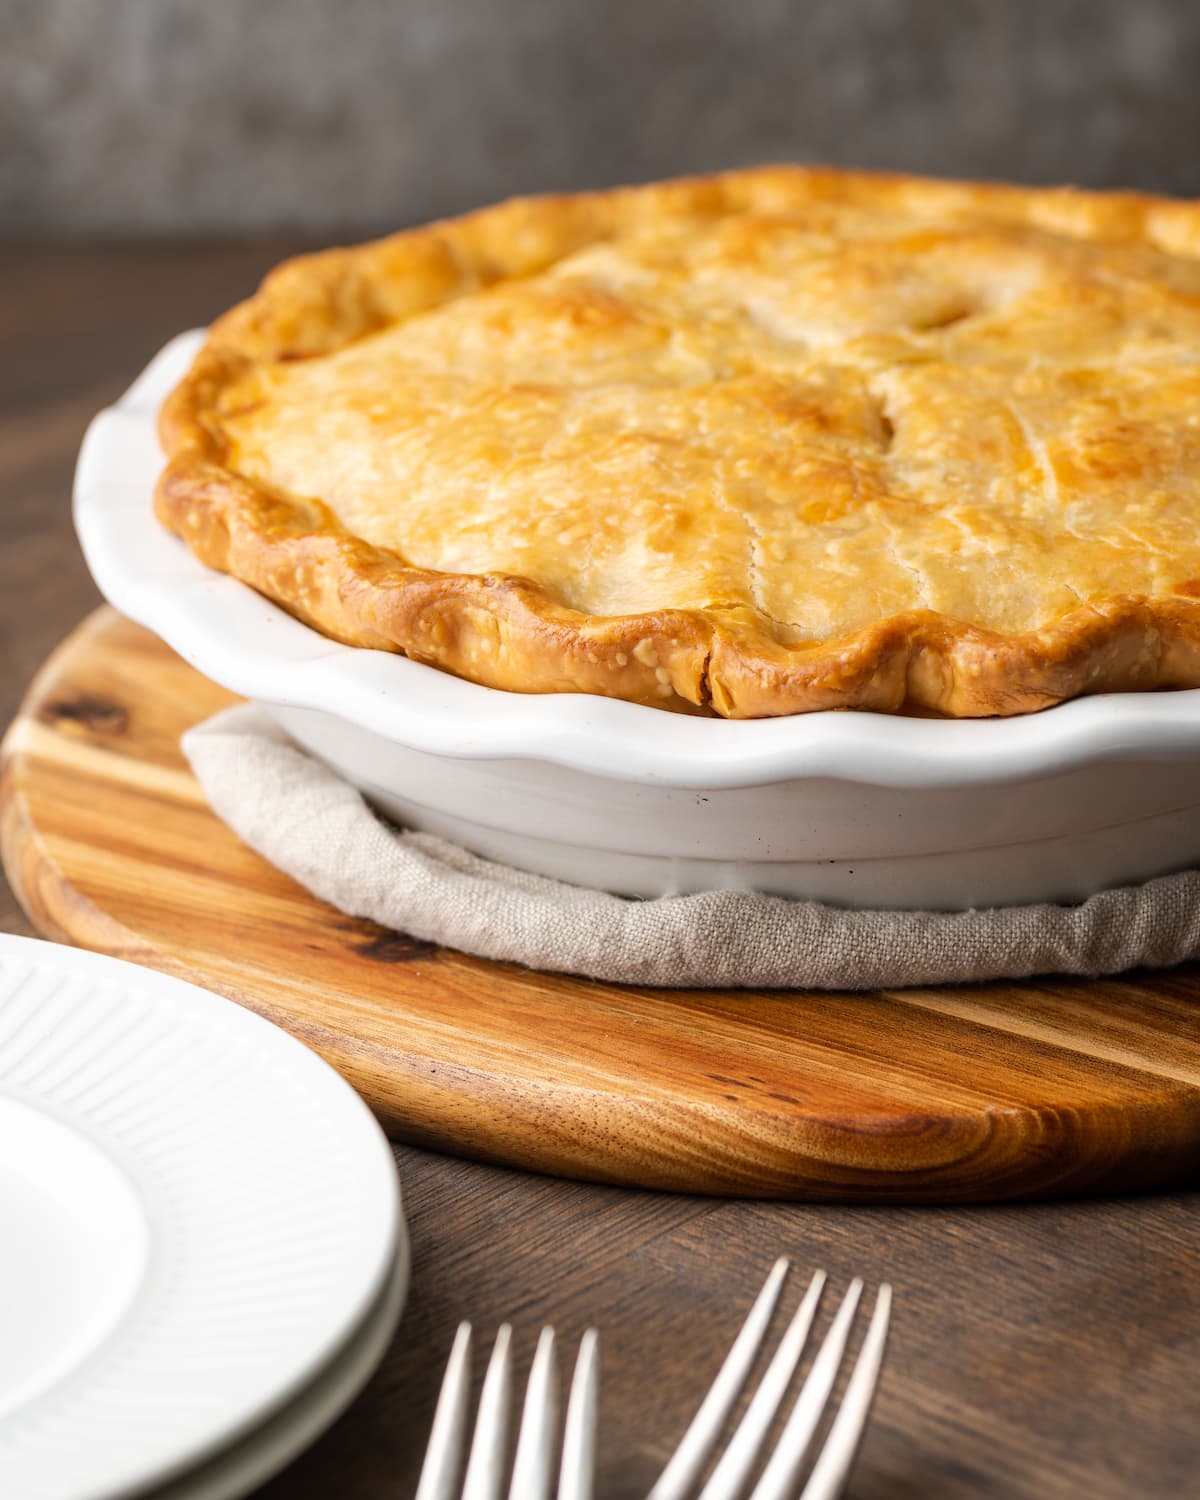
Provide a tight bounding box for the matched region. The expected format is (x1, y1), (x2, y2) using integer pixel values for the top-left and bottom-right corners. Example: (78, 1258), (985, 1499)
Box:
(2, 241), (1198, 1499)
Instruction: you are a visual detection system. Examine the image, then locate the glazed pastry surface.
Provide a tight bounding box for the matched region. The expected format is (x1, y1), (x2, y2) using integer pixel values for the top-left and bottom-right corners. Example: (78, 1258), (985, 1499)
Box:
(157, 167), (1200, 716)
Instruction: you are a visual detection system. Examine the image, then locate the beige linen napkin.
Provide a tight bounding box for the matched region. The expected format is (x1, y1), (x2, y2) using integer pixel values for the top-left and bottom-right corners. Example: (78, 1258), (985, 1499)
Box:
(182, 704), (1200, 990)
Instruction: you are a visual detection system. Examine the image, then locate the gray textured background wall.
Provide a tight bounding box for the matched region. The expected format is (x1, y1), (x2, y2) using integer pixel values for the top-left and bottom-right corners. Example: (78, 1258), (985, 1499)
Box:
(4, 0), (1200, 236)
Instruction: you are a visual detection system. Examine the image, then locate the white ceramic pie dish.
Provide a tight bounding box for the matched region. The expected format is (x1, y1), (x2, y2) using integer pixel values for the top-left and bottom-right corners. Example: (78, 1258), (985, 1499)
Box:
(74, 332), (1200, 911)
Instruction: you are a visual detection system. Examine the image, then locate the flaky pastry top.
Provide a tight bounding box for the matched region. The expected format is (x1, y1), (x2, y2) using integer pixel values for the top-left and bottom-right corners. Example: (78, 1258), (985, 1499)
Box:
(157, 167), (1200, 717)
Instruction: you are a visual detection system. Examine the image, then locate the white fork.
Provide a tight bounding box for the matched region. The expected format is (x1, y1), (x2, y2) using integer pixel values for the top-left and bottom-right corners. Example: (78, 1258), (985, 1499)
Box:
(415, 1322), (599, 1500)
(649, 1261), (892, 1500)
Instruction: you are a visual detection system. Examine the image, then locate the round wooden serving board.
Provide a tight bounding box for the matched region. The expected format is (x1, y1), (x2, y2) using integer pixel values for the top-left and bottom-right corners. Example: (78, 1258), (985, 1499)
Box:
(5, 608), (1200, 1201)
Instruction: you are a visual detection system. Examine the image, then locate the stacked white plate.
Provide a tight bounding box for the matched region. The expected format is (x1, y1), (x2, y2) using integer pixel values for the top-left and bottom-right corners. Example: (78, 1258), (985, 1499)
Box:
(0, 935), (407, 1500)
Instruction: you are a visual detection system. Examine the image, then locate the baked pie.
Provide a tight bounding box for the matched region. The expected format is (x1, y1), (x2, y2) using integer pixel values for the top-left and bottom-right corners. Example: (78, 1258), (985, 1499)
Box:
(156, 166), (1200, 718)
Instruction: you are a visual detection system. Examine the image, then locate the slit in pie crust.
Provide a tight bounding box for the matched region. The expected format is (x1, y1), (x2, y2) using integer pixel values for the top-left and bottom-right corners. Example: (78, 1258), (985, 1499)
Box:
(156, 166), (1200, 718)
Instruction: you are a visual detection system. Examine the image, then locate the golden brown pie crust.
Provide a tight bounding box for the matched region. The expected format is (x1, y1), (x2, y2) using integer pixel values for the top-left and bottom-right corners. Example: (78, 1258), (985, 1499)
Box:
(156, 166), (1200, 717)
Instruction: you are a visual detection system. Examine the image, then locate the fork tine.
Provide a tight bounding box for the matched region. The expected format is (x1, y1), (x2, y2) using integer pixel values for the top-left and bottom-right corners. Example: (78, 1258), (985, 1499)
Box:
(699, 1270), (827, 1500)
(461, 1324), (514, 1500)
(648, 1257), (791, 1500)
(415, 1322), (474, 1500)
(798, 1285), (892, 1500)
(747, 1279), (864, 1500)
(557, 1328), (599, 1500)
(508, 1327), (559, 1500)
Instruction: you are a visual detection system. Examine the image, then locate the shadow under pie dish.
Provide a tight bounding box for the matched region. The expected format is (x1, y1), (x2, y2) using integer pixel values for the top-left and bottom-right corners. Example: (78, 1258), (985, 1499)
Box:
(155, 164), (1200, 720)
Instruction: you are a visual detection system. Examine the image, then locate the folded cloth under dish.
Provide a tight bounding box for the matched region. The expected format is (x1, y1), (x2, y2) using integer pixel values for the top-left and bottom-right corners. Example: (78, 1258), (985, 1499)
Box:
(183, 705), (1200, 991)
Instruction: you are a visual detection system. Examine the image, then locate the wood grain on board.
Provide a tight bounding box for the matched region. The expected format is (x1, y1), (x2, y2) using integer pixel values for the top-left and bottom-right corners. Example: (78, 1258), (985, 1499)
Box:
(5, 607), (1200, 1202)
